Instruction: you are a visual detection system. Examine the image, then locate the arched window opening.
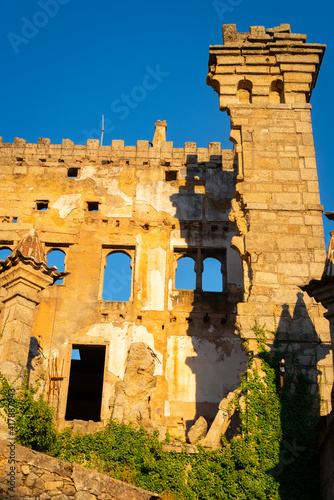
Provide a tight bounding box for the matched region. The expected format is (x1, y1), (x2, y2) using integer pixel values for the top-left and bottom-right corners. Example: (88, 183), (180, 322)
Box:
(103, 252), (132, 301)
(175, 256), (196, 290)
(0, 247), (12, 261)
(237, 80), (252, 104)
(202, 257), (223, 292)
(269, 79), (284, 104)
(47, 249), (66, 285)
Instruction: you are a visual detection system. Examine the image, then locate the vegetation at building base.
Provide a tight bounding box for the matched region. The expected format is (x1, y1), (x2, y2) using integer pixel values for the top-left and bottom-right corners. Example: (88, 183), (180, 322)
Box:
(0, 325), (322, 500)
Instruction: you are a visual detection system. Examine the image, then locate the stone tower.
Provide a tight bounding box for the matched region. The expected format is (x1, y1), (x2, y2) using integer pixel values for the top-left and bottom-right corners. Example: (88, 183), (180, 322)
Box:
(207, 23), (332, 412)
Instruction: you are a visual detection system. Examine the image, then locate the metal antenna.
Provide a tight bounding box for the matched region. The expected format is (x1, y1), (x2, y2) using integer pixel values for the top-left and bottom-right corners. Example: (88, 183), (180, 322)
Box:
(100, 114), (104, 146)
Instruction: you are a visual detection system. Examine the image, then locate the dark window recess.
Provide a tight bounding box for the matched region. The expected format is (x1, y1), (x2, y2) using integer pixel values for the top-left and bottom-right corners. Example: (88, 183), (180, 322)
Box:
(65, 345), (106, 422)
(36, 201), (49, 211)
(67, 167), (79, 178)
(165, 171), (178, 181)
(87, 201), (99, 212)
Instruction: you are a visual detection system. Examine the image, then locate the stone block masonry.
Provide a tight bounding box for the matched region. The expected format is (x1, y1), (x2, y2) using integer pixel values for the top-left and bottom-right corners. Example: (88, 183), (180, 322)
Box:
(0, 23), (332, 450)
(207, 23), (332, 415)
(0, 439), (161, 499)
(0, 124), (247, 438)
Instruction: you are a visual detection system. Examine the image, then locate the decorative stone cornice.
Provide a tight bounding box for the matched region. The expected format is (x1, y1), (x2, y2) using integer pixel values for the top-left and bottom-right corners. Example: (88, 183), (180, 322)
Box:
(0, 262), (53, 305)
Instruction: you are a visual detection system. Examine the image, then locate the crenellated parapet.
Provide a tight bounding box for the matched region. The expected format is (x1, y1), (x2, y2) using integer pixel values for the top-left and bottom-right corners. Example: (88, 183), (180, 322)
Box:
(207, 23), (326, 110)
(0, 134), (235, 171)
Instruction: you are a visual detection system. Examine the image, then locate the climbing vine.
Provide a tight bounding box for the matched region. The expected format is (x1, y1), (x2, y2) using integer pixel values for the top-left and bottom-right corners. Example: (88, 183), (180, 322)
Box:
(0, 372), (57, 452)
(0, 323), (322, 499)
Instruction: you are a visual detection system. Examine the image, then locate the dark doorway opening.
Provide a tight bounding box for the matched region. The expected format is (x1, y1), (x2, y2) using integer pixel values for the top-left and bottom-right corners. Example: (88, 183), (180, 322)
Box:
(65, 345), (106, 422)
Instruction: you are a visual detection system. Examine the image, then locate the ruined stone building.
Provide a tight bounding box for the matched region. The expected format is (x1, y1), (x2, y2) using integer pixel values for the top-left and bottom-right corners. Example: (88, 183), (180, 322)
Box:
(0, 23), (332, 446)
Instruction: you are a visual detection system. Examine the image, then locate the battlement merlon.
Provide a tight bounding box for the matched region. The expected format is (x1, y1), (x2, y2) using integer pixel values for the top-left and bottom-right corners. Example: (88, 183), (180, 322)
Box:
(207, 24), (326, 110)
(0, 134), (234, 169)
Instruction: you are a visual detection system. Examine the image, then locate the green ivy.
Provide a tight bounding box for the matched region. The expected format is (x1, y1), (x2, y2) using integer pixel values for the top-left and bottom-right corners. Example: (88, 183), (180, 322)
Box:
(0, 324), (322, 499)
(0, 372), (57, 452)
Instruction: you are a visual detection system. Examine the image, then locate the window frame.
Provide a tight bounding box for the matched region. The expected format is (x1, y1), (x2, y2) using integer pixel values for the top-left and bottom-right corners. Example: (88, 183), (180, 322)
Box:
(173, 247), (226, 292)
(100, 245), (135, 302)
(58, 338), (110, 424)
(45, 243), (71, 285)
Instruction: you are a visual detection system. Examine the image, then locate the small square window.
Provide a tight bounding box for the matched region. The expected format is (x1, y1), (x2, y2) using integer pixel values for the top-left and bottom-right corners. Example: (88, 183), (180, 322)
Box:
(68, 168), (79, 178)
(36, 201), (49, 211)
(87, 201), (99, 212)
(165, 171), (178, 182)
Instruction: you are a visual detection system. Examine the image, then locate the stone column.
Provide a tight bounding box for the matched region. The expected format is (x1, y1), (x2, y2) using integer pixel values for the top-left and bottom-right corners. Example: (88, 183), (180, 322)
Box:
(0, 262), (53, 385)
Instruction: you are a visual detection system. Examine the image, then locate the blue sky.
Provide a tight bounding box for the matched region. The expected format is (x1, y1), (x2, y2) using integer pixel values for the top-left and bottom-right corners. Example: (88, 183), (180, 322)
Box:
(1, 0), (333, 246)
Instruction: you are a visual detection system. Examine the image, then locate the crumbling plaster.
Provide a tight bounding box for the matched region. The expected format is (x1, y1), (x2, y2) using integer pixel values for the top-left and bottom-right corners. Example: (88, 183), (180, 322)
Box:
(0, 132), (244, 435)
(0, 22), (332, 442)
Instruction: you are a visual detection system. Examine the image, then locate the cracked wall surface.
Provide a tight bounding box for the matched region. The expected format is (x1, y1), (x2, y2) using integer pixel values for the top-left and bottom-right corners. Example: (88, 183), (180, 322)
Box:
(0, 23), (332, 442)
(0, 131), (246, 436)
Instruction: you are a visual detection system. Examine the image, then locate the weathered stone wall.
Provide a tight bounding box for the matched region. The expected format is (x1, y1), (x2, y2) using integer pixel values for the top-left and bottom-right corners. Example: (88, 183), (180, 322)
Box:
(0, 22), (332, 444)
(0, 134), (246, 436)
(207, 23), (332, 415)
(0, 439), (161, 499)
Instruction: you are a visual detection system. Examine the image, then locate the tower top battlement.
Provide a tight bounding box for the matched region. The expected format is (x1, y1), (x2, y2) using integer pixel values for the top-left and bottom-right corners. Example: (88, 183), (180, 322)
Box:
(207, 24), (326, 108)
(221, 23), (307, 45)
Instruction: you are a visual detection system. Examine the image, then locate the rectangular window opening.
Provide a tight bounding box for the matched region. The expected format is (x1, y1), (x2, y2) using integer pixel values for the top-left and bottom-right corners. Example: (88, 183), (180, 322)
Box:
(165, 170), (178, 182)
(65, 345), (106, 422)
(68, 167), (79, 178)
(87, 201), (99, 212)
(36, 201), (49, 211)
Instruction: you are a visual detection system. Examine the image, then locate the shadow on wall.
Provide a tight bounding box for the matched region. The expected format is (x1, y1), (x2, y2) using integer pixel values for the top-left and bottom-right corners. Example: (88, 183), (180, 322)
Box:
(169, 153), (248, 433)
(269, 292), (329, 498)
